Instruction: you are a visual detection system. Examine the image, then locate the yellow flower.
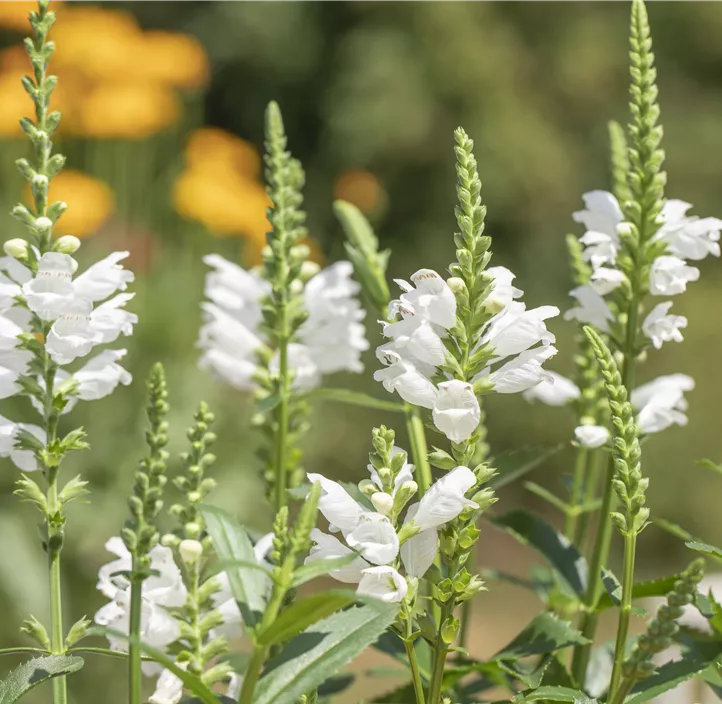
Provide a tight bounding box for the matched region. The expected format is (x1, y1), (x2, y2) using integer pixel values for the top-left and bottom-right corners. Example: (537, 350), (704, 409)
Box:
(333, 169), (386, 215)
(79, 82), (180, 138)
(133, 31), (210, 90)
(0, 1), (64, 31)
(25, 170), (115, 239)
(185, 128), (262, 178)
(0, 69), (29, 137)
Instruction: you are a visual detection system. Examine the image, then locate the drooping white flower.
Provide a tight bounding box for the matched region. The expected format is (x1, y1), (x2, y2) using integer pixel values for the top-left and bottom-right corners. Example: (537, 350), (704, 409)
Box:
(72, 349), (132, 401)
(522, 371), (580, 406)
(400, 503), (438, 579)
(655, 200), (722, 261)
(149, 666), (184, 704)
(579, 231), (619, 270)
(0, 415), (44, 471)
(483, 266), (523, 314)
(382, 316), (447, 367)
(486, 345), (557, 394)
(269, 343), (321, 392)
(649, 256), (700, 296)
(565, 286), (613, 333)
(307, 473), (367, 534)
(373, 348), (438, 409)
(481, 302), (558, 360)
(590, 267), (626, 295)
(574, 425), (610, 448)
(345, 513), (400, 565)
(573, 191), (624, 240)
(305, 529), (369, 583)
(632, 374), (695, 435)
(642, 302), (687, 349)
(357, 565), (408, 603)
(392, 269), (457, 330)
(73, 251), (134, 302)
(21, 252), (75, 321)
(89, 293), (137, 343)
(432, 380), (481, 443)
(203, 254), (267, 329)
(45, 297), (102, 365)
(412, 466), (478, 531)
(631, 374), (694, 411)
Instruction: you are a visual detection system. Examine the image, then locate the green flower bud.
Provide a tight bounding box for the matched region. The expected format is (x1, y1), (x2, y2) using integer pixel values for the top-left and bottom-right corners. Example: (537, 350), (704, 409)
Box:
(441, 616), (460, 644)
(3, 238), (29, 259)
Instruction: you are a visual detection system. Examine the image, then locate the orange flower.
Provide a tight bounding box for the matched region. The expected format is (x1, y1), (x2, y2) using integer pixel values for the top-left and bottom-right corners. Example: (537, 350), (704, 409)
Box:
(334, 169), (386, 215)
(79, 82), (180, 138)
(185, 128), (262, 178)
(0, 1), (64, 31)
(25, 170), (115, 239)
(133, 31), (210, 90)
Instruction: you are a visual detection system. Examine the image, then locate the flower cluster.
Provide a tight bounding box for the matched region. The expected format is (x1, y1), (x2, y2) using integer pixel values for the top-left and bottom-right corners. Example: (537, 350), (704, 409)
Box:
(374, 267), (558, 443)
(198, 254), (368, 392)
(0, 247), (135, 469)
(306, 433), (484, 603)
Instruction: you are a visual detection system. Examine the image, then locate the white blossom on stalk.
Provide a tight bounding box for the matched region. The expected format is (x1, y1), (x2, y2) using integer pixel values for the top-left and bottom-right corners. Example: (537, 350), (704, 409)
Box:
(149, 666), (184, 704)
(642, 302), (687, 349)
(373, 347), (438, 409)
(564, 286), (613, 333)
(632, 374), (694, 435)
(198, 256), (368, 391)
(486, 345), (557, 394)
(590, 267), (626, 295)
(410, 466), (478, 531)
(483, 266), (523, 314)
(522, 371), (580, 406)
(21, 252), (75, 321)
(357, 565), (408, 603)
(306, 529), (369, 583)
(649, 256), (700, 296)
(45, 297), (102, 365)
(574, 425), (610, 448)
(0, 415), (44, 470)
(391, 268), (457, 329)
(345, 513), (399, 565)
(654, 200), (722, 261)
(399, 503), (438, 579)
(72, 251), (134, 302)
(73, 349), (133, 400)
(308, 472), (368, 534)
(573, 190), (624, 246)
(432, 380), (481, 444)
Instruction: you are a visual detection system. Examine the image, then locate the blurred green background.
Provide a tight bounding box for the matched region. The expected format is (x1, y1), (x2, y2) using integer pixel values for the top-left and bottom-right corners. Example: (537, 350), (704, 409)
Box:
(1, 2), (722, 702)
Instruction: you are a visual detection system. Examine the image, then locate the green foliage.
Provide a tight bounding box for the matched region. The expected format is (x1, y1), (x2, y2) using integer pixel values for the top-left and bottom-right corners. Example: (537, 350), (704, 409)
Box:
(493, 612), (588, 661)
(0, 655), (84, 703)
(307, 387), (404, 413)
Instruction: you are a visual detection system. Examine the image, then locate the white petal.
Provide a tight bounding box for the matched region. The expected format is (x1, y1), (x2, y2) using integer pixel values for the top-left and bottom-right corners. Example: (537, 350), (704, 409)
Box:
(400, 503), (438, 578)
(345, 513), (399, 565)
(357, 565), (407, 603)
(307, 473), (366, 533)
(412, 466), (478, 531)
(574, 425), (610, 448)
(522, 371), (580, 406)
(432, 380), (481, 443)
(305, 529), (368, 583)
(73, 251), (134, 302)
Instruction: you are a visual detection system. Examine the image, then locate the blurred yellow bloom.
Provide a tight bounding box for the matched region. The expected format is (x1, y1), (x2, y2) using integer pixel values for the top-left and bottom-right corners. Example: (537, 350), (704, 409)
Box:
(0, 1), (64, 31)
(185, 128), (262, 178)
(80, 82), (180, 138)
(134, 31), (210, 90)
(334, 169), (386, 215)
(25, 170), (115, 239)
(0, 69), (29, 137)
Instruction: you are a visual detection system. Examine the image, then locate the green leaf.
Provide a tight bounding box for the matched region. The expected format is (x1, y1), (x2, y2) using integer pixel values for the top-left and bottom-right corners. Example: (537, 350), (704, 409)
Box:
(292, 553), (361, 588)
(626, 656), (717, 704)
(199, 505), (267, 632)
(489, 510), (588, 597)
(306, 388), (404, 413)
(687, 541), (722, 560)
(494, 612), (588, 661)
(594, 573), (682, 613)
(258, 590), (358, 646)
(253, 602), (399, 704)
(512, 685), (596, 703)
(489, 446), (562, 490)
(601, 567), (622, 606)
(0, 655), (84, 703)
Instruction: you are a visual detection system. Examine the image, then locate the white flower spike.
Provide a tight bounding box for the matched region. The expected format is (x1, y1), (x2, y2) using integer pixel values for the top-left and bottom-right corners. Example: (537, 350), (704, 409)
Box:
(432, 380), (481, 444)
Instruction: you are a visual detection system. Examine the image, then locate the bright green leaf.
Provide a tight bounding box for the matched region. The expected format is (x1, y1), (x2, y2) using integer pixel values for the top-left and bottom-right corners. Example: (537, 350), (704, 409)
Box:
(626, 657), (718, 704)
(687, 541), (722, 560)
(512, 685), (596, 703)
(292, 553), (361, 588)
(594, 573), (683, 613)
(0, 655), (84, 703)
(306, 388), (404, 413)
(494, 612), (588, 661)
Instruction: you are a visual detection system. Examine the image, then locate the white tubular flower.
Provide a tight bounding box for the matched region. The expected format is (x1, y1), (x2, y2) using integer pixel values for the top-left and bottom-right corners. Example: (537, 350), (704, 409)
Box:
(564, 286), (614, 333)
(0, 415), (44, 471)
(632, 374), (695, 435)
(412, 466), (478, 531)
(483, 266), (523, 314)
(522, 371), (580, 406)
(400, 503), (438, 579)
(655, 199), (722, 261)
(486, 345), (557, 394)
(579, 231), (619, 269)
(345, 513), (400, 565)
(382, 316), (447, 367)
(649, 256), (700, 296)
(632, 374), (694, 411)
(642, 302), (687, 349)
(573, 190), (624, 239)
(305, 529), (369, 583)
(0, 257), (32, 309)
(432, 380), (481, 443)
(72, 251), (134, 302)
(482, 302), (558, 360)
(149, 666), (184, 704)
(46, 297), (102, 365)
(590, 267), (626, 295)
(373, 348), (438, 409)
(21, 252), (75, 321)
(357, 565), (408, 603)
(72, 349), (132, 401)
(392, 269), (457, 330)
(307, 473), (367, 534)
(269, 343), (321, 392)
(574, 425), (610, 448)
(89, 293), (137, 343)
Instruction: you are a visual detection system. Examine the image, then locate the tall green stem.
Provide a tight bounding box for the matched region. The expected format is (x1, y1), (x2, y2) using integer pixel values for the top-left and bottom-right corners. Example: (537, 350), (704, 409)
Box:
(275, 304), (290, 513)
(609, 532), (637, 696)
(128, 571), (143, 704)
(47, 468), (66, 704)
(576, 450), (603, 553)
(565, 448), (589, 541)
(404, 619), (427, 704)
(405, 405), (432, 496)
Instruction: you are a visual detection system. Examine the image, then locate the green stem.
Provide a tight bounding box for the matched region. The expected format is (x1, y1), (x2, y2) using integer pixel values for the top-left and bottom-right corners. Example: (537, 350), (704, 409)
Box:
(609, 532), (638, 698)
(128, 570), (143, 704)
(610, 678), (634, 704)
(577, 450), (603, 553)
(428, 605), (452, 704)
(0, 648), (49, 656)
(404, 639), (426, 704)
(238, 645), (266, 704)
(405, 404), (432, 495)
(274, 303), (290, 513)
(565, 448), (588, 541)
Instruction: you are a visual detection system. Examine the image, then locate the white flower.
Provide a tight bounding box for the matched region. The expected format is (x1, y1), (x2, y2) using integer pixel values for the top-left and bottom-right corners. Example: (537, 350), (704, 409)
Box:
(0, 366), (20, 399)
(357, 565), (408, 603)
(269, 343), (321, 392)
(574, 425), (610, 448)
(565, 286), (614, 333)
(481, 302), (558, 360)
(590, 267), (626, 295)
(412, 466), (478, 531)
(345, 513), (399, 565)
(227, 674), (243, 701)
(73, 349), (132, 400)
(73, 251), (134, 302)
(483, 266), (523, 314)
(655, 199), (721, 261)
(382, 316), (447, 367)
(632, 374), (694, 435)
(46, 297), (102, 365)
(305, 529), (369, 583)
(149, 666), (184, 704)
(373, 348), (438, 409)
(392, 269), (457, 330)
(649, 256), (699, 296)
(89, 293), (137, 343)
(400, 503), (438, 579)
(579, 231), (619, 269)
(307, 473), (367, 534)
(21, 252), (75, 321)
(486, 345), (557, 394)
(642, 302), (687, 349)
(522, 371), (580, 406)
(432, 380), (481, 443)
(573, 190), (624, 240)
(632, 374), (694, 411)
(0, 415), (44, 471)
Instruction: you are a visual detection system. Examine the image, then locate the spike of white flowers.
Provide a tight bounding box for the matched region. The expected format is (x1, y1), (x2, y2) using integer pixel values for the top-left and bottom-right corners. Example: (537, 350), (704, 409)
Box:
(522, 371), (580, 407)
(411, 465), (478, 531)
(574, 425), (610, 448)
(357, 565), (408, 603)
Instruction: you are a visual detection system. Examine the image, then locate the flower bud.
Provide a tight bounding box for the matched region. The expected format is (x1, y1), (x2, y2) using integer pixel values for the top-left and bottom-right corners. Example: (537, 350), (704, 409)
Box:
(358, 479), (377, 497)
(290, 279), (304, 295)
(376, 465), (393, 485)
(3, 238), (29, 260)
(34, 216), (53, 233)
(392, 480), (418, 515)
(300, 260), (321, 281)
(185, 521), (202, 538)
(616, 222), (634, 237)
(179, 539), (204, 564)
(161, 533), (181, 549)
(446, 276), (467, 295)
(441, 616), (460, 644)
(370, 491), (394, 516)
(54, 234), (81, 254)
(32, 173), (49, 188)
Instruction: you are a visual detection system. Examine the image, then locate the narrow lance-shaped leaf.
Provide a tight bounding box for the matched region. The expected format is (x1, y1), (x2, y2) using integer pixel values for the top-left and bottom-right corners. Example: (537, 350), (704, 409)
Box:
(0, 655), (84, 704)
